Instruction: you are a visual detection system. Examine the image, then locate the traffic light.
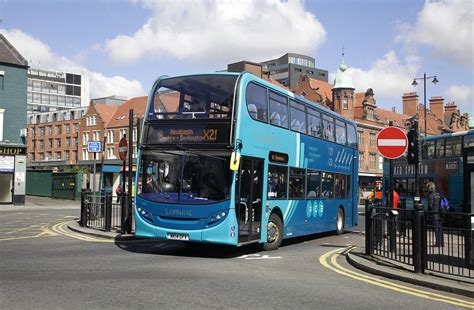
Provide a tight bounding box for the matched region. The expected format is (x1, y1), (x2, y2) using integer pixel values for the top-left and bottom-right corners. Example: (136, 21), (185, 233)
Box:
(406, 116), (419, 165)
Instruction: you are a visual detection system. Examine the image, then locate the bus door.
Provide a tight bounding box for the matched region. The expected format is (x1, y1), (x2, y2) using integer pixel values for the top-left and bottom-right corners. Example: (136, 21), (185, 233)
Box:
(235, 157), (263, 243)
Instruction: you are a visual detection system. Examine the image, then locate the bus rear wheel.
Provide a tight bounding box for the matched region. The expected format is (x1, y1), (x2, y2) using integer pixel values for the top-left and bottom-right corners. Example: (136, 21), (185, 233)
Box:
(263, 213), (283, 251)
(335, 207), (344, 235)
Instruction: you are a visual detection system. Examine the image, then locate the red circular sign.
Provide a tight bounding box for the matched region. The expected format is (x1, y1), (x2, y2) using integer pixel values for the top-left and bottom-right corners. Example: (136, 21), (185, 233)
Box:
(376, 127), (408, 159)
(118, 137), (128, 161)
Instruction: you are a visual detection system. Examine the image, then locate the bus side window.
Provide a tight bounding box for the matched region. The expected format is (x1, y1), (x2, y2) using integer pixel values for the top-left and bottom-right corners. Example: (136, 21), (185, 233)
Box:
(307, 108), (322, 138)
(322, 114), (334, 142)
(321, 172), (334, 199)
(289, 168), (305, 199)
(436, 139), (445, 158)
(246, 83), (268, 122)
(347, 124), (357, 148)
(306, 170), (321, 199)
(290, 100), (306, 134)
(267, 165), (288, 200)
(269, 91), (288, 128)
(335, 120), (347, 145)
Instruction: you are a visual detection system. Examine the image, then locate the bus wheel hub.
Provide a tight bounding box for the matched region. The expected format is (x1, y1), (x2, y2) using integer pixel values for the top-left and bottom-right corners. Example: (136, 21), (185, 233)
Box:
(267, 222), (278, 243)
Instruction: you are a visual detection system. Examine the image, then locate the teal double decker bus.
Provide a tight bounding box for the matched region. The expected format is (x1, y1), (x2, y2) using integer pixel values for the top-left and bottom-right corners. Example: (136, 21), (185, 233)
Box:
(135, 72), (359, 250)
(385, 130), (474, 212)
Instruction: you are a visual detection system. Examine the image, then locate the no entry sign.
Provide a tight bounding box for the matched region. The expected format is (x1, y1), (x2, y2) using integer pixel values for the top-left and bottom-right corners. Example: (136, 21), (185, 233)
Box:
(376, 127), (408, 159)
(119, 137), (128, 161)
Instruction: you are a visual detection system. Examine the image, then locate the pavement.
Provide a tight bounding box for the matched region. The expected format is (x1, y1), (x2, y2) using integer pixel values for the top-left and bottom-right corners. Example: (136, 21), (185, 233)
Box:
(0, 196), (81, 211)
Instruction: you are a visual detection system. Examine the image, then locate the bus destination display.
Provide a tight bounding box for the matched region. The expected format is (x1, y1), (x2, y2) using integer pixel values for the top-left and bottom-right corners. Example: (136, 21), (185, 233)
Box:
(146, 123), (229, 145)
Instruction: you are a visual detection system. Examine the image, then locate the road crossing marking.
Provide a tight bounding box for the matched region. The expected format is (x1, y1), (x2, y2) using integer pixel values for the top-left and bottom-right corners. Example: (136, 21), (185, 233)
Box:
(320, 247), (474, 309)
(237, 254), (282, 260)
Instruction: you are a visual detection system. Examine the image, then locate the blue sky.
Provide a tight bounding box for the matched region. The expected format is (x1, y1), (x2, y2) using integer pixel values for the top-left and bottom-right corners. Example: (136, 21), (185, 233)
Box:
(1, 0), (472, 114)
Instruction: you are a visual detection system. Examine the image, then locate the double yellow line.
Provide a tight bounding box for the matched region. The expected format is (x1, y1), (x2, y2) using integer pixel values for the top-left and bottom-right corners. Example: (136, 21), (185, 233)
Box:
(320, 247), (474, 309)
(51, 221), (113, 243)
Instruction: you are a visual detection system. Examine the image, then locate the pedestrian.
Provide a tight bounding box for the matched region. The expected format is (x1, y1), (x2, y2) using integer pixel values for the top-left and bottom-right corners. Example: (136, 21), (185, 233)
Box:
(115, 185), (122, 203)
(427, 182), (444, 247)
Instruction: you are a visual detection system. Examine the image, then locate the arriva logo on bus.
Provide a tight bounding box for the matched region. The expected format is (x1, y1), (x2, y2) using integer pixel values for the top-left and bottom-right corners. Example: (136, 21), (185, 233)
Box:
(306, 201), (324, 218)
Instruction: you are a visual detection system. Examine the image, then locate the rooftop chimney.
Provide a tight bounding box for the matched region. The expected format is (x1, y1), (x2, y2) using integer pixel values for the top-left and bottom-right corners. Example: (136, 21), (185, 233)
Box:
(402, 92), (418, 116)
(429, 96), (444, 123)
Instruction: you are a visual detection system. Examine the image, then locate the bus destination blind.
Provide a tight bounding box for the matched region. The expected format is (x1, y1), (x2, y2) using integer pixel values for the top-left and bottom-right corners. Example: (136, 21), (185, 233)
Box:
(147, 123), (229, 145)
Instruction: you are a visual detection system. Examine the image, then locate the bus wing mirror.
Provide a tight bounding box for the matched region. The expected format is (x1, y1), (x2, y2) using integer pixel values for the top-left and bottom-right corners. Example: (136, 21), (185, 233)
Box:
(230, 152), (241, 171)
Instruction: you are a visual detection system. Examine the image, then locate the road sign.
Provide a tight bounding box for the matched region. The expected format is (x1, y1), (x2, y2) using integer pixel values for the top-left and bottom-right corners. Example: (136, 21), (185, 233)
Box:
(376, 127), (408, 159)
(119, 137), (128, 161)
(87, 141), (101, 153)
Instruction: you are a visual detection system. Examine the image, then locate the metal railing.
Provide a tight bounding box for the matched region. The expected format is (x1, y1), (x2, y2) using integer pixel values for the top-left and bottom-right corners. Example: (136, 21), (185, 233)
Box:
(80, 190), (133, 233)
(366, 200), (473, 278)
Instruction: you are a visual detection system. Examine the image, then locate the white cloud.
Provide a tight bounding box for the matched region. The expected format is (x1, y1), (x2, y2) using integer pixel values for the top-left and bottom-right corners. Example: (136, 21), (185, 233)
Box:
(0, 29), (146, 99)
(444, 84), (474, 113)
(396, 0), (473, 69)
(105, 0), (326, 65)
(344, 51), (420, 101)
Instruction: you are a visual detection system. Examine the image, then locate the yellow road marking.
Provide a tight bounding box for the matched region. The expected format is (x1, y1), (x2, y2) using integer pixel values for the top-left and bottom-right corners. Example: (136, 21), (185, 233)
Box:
(320, 247), (474, 309)
(3, 225), (39, 235)
(51, 221), (113, 243)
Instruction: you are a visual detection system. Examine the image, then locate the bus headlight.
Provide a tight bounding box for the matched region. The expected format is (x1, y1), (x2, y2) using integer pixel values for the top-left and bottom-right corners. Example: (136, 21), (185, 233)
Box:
(207, 210), (228, 226)
(137, 207), (153, 223)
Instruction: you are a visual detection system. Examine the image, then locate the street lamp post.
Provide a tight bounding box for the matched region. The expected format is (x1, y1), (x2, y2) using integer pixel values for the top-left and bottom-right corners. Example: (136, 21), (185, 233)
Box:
(411, 73), (439, 137)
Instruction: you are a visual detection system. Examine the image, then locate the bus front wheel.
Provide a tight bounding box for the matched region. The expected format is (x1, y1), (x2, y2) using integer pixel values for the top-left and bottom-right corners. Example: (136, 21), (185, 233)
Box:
(335, 207), (344, 235)
(263, 213), (283, 251)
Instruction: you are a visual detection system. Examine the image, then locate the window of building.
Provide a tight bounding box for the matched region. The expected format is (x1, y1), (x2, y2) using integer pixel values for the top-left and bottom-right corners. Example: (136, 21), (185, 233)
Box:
(369, 132), (376, 147)
(246, 83), (268, 122)
(119, 128), (127, 139)
(343, 96), (348, 110)
(306, 170), (320, 199)
(369, 153), (378, 170)
(56, 152), (62, 160)
(269, 91), (288, 128)
(56, 139), (61, 147)
(358, 131), (364, 145)
(31, 128), (35, 137)
(48, 126), (53, 135)
(289, 100), (306, 133)
(65, 124), (70, 134)
(73, 151), (78, 161)
(321, 172), (334, 199)
(289, 168), (305, 199)
(359, 152), (365, 169)
(83, 132), (89, 145)
(0, 74), (4, 91)
(267, 165), (288, 200)
(82, 149), (88, 161)
(66, 137), (70, 147)
(65, 151), (70, 160)
(56, 125), (62, 135)
(107, 147), (115, 159)
(335, 120), (347, 145)
(48, 139), (53, 148)
(39, 127), (45, 136)
(46, 152), (52, 160)
(107, 130), (114, 144)
(40, 153), (45, 160)
(322, 114), (334, 141)
(74, 124), (79, 132)
(133, 128), (138, 142)
(93, 130), (100, 141)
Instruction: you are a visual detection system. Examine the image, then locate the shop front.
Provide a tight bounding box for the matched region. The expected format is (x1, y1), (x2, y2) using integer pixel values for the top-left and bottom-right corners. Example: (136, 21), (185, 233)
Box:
(0, 144), (27, 205)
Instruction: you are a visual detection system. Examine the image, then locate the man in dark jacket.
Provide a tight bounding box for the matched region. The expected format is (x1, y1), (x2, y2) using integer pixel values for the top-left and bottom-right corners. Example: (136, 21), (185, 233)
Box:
(427, 182), (444, 247)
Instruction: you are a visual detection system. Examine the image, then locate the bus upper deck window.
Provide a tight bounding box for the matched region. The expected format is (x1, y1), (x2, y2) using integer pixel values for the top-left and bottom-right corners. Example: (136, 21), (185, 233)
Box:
(335, 120), (347, 145)
(246, 83), (267, 123)
(269, 91), (289, 128)
(436, 139), (445, 158)
(290, 100), (306, 134)
(322, 114), (334, 142)
(422, 140), (435, 159)
(347, 124), (357, 148)
(307, 108), (322, 138)
(445, 136), (462, 157)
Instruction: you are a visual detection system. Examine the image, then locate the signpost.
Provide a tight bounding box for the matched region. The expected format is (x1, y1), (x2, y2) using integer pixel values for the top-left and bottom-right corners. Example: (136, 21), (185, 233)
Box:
(87, 141), (102, 201)
(376, 126), (408, 208)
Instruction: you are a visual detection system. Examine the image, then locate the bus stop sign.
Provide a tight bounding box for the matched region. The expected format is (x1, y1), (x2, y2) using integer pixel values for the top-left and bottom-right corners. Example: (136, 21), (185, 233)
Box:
(119, 137), (128, 161)
(376, 127), (408, 159)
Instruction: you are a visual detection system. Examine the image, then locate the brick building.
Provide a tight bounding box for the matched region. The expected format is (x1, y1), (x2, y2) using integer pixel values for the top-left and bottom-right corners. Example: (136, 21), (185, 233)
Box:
(27, 107), (87, 165)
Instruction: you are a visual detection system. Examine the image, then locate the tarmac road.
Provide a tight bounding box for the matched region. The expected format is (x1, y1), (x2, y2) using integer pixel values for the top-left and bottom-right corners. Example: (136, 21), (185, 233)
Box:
(0, 205), (471, 309)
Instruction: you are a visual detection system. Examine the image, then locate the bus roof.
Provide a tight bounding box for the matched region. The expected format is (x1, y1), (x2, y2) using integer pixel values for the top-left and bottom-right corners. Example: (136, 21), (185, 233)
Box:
(152, 71), (357, 127)
(423, 129), (474, 141)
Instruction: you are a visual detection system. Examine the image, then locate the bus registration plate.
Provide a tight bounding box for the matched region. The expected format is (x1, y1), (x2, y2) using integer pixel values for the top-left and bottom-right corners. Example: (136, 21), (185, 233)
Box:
(167, 233), (189, 241)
